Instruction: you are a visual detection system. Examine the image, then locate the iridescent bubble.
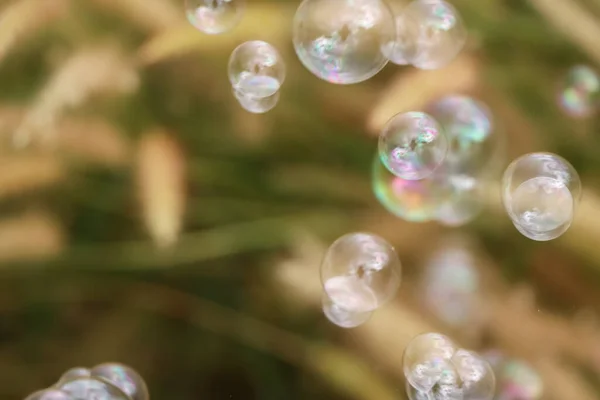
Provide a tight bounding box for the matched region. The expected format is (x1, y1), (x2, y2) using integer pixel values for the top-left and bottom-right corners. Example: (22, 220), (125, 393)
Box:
(559, 65), (600, 118)
(502, 152), (581, 241)
(320, 232), (401, 313)
(403, 333), (457, 392)
(56, 368), (91, 386)
(91, 363), (149, 400)
(185, 0), (245, 35)
(321, 292), (373, 328)
(378, 111), (448, 180)
(24, 389), (75, 400)
(57, 377), (131, 400)
(292, 0), (396, 84)
(495, 359), (543, 400)
(372, 155), (451, 222)
(399, 0), (467, 70)
(451, 349), (496, 400)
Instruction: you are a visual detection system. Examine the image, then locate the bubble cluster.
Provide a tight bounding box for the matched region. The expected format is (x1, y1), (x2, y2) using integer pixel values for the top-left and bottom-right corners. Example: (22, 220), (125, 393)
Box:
(387, 0), (467, 70)
(292, 0), (396, 84)
(23, 363), (148, 400)
(403, 333), (495, 400)
(320, 232), (401, 328)
(559, 65), (600, 118)
(502, 152), (581, 241)
(228, 41), (286, 113)
(185, 0), (245, 34)
(378, 111), (448, 180)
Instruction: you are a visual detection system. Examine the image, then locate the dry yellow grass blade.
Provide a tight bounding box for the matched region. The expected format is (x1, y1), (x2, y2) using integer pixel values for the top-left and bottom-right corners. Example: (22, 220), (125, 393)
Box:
(0, 211), (65, 263)
(13, 46), (139, 148)
(0, 155), (64, 199)
(0, 0), (69, 63)
(137, 3), (295, 65)
(367, 55), (481, 134)
(136, 130), (186, 248)
(90, 0), (181, 33)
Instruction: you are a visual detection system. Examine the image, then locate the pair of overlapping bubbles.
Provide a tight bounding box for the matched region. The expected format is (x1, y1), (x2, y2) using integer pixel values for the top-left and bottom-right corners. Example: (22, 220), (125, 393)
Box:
(320, 232), (401, 328)
(375, 95), (500, 226)
(24, 363), (148, 400)
(404, 333), (495, 400)
(293, 0), (466, 85)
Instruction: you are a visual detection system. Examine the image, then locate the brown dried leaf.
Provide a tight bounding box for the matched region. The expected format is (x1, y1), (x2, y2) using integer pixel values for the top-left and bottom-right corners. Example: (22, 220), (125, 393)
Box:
(136, 130), (186, 248)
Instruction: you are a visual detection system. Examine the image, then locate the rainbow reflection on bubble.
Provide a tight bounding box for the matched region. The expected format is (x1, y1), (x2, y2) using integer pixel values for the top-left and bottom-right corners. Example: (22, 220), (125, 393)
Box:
(372, 155), (450, 222)
(559, 65), (600, 118)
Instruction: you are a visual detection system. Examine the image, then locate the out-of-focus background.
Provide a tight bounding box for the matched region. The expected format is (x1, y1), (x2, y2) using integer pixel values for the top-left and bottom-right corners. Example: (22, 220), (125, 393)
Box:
(0, 0), (599, 398)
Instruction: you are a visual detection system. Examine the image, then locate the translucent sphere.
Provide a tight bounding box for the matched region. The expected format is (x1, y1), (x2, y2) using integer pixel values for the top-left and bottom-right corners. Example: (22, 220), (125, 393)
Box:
(56, 377), (131, 400)
(435, 173), (484, 227)
(320, 232), (401, 313)
(91, 363), (149, 400)
(292, 0), (396, 84)
(381, 1), (409, 65)
(399, 0), (467, 70)
(56, 368), (91, 386)
(321, 292), (373, 328)
(495, 359), (543, 400)
(502, 152), (581, 241)
(372, 155), (451, 222)
(403, 333), (457, 392)
(233, 86), (280, 114)
(228, 41), (285, 104)
(559, 65), (600, 118)
(451, 349), (496, 400)
(379, 111), (448, 180)
(24, 389), (75, 400)
(185, 0), (245, 35)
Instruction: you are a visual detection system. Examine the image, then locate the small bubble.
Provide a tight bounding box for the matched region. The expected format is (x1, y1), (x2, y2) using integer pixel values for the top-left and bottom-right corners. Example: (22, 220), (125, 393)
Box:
(185, 0), (245, 35)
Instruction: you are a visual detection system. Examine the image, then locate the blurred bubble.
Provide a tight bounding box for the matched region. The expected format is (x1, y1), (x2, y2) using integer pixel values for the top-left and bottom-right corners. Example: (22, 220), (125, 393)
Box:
(233, 87), (280, 114)
(435, 173), (484, 226)
(559, 65), (600, 118)
(399, 0), (467, 70)
(57, 377), (131, 400)
(321, 292), (373, 328)
(502, 153), (581, 241)
(372, 155), (451, 222)
(320, 232), (401, 313)
(91, 363), (149, 400)
(292, 0), (396, 84)
(378, 111), (447, 180)
(24, 389), (75, 400)
(185, 0), (245, 34)
(483, 352), (543, 400)
(56, 368), (91, 386)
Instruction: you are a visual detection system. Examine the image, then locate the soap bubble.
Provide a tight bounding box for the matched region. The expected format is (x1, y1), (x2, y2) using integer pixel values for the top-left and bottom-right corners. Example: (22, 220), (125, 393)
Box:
(399, 0), (467, 70)
(228, 41), (285, 97)
(24, 389), (75, 400)
(435, 173), (484, 227)
(495, 359), (543, 400)
(372, 155), (451, 222)
(56, 368), (91, 386)
(292, 0), (396, 84)
(56, 377), (131, 400)
(320, 232), (401, 313)
(381, 1), (410, 65)
(233, 87), (280, 114)
(185, 0), (245, 35)
(403, 333), (457, 392)
(322, 292), (373, 328)
(91, 363), (149, 400)
(378, 111), (448, 180)
(451, 349), (496, 399)
(502, 152), (581, 241)
(559, 65), (600, 118)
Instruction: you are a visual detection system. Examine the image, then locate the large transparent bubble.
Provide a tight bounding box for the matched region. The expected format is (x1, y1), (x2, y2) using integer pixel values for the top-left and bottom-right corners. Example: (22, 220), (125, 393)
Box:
(24, 389), (75, 400)
(502, 152), (581, 241)
(185, 0), (245, 35)
(56, 377), (131, 400)
(320, 232), (401, 313)
(378, 111), (448, 180)
(91, 363), (149, 400)
(56, 368), (91, 387)
(398, 0), (467, 70)
(321, 292), (373, 328)
(372, 155), (451, 223)
(559, 65), (600, 118)
(292, 0), (396, 84)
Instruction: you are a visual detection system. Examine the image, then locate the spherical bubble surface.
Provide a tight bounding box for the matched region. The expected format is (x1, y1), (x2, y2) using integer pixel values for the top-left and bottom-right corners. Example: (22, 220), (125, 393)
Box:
(185, 0), (245, 35)
(495, 359), (543, 400)
(57, 377), (131, 400)
(502, 153), (581, 241)
(372, 155), (451, 222)
(56, 368), (92, 386)
(321, 292), (373, 328)
(24, 389), (75, 400)
(228, 41), (285, 99)
(451, 349), (496, 400)
(559, 65), (600, 118)
(91, 363), (149, 400)
(292, 0), (396, 84)
(378, 111), (448, 180)
(320, 232), (401, 313)
(435, 173), (484, 227)
(381, 1), (410, 65)
(403, 333), (457, 392)
(400, 0), (467, 70)
(233, 87), (280, 114)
